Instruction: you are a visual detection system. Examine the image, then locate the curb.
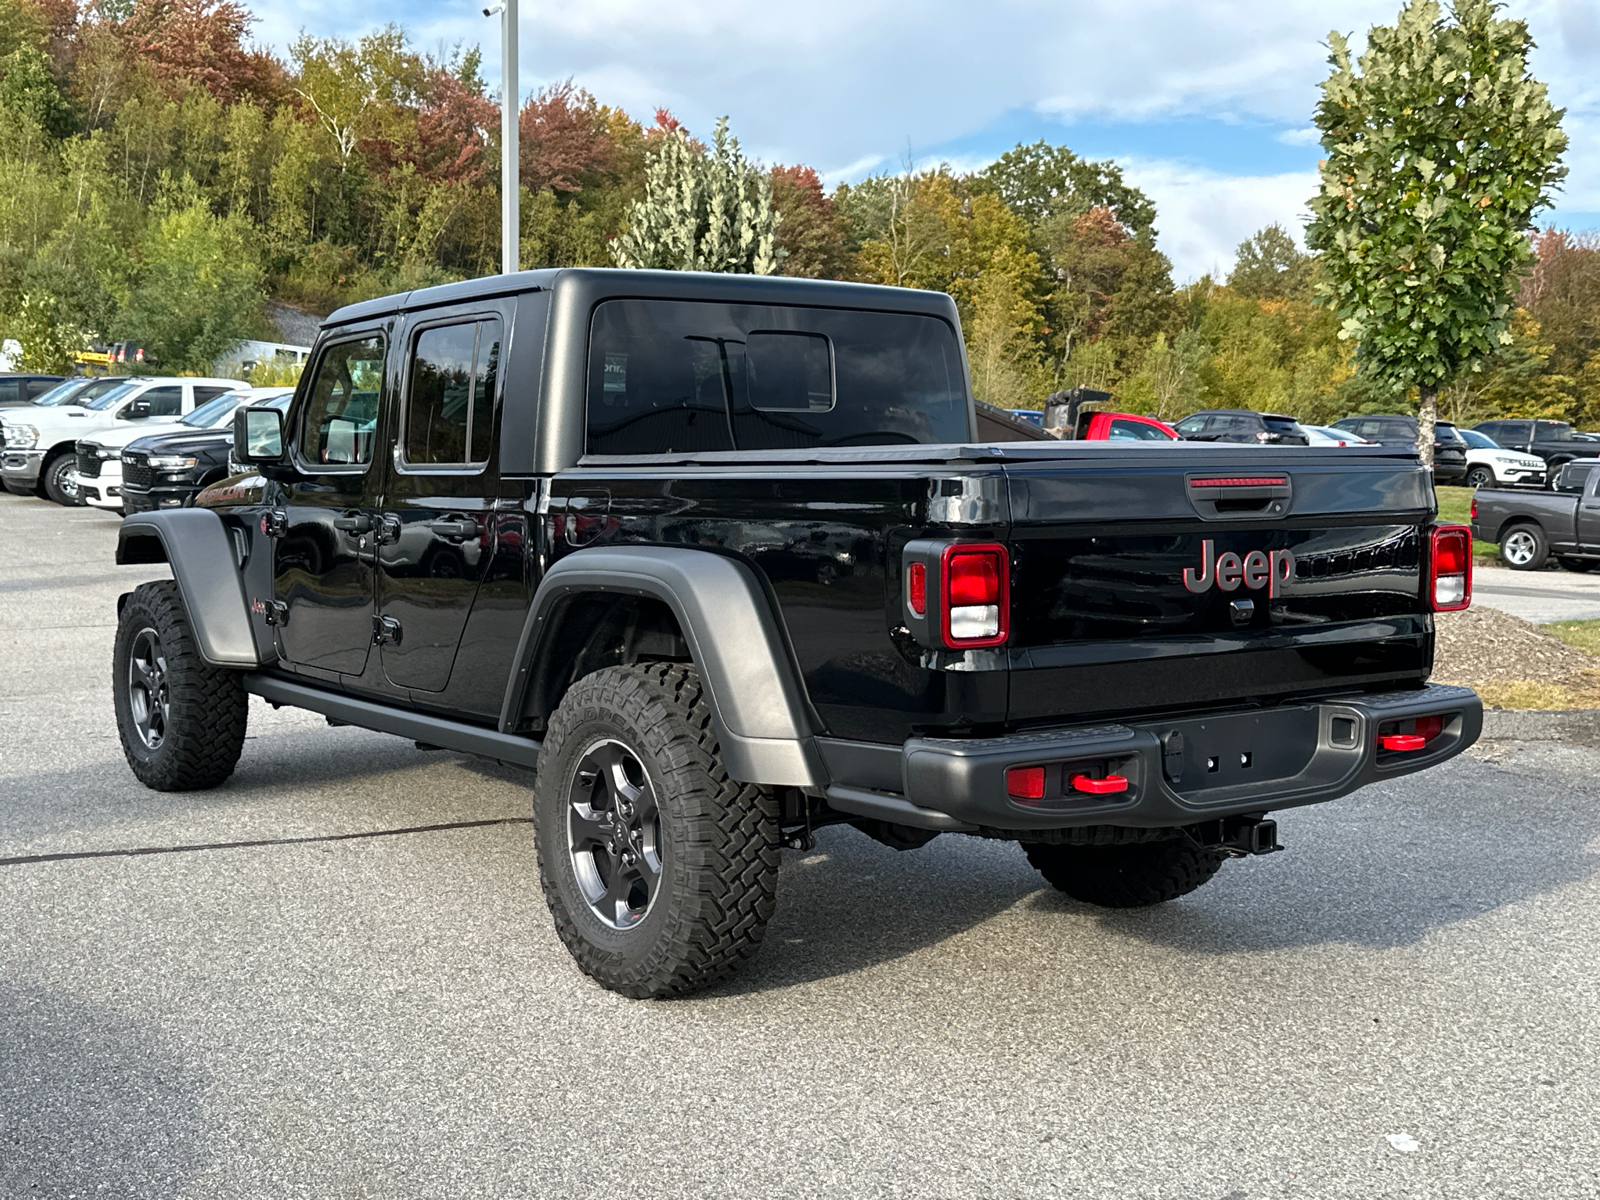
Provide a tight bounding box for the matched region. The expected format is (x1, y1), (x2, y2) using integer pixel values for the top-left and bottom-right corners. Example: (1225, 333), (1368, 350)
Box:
(1481, 707), (1600, 741)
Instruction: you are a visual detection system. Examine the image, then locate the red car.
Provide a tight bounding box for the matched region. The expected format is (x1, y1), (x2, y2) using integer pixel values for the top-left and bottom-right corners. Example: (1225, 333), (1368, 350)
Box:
(1078, 410), (1178, 442)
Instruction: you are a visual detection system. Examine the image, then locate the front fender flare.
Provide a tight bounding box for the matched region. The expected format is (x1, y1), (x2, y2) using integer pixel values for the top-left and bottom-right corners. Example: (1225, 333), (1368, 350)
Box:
(503, 547), (823, 787)
(117, 509), (265, 668)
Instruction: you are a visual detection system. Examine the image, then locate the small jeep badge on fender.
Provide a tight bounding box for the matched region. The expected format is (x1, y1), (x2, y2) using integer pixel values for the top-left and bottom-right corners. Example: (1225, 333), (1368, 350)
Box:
(1183, 539), (1294, 597)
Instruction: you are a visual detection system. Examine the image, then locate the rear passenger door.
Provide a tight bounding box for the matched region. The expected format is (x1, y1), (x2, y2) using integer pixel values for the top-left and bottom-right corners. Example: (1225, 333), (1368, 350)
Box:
(373, 308), (504, 693)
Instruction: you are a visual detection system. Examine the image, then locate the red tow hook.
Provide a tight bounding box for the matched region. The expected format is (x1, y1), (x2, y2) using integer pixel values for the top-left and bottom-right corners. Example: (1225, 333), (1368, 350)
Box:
(1071, 773), (1129, 795)
(1380, 734), (1427, 752)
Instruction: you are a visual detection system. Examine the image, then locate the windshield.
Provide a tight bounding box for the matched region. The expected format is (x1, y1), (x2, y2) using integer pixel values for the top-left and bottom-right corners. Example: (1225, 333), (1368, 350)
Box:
(182, 392), (247, 428)
(1434, 424), (1464, 444)
(32, 379), (93, 406)
(83, 382), (141, 411)
(1459, 429), (1498, 449)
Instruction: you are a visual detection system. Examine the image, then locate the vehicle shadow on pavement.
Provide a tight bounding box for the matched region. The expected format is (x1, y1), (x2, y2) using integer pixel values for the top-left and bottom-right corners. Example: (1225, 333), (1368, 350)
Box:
(715, 826), (1042, 994)
(1032, 770), (1600, 955)
(0, 980), (214, 1196)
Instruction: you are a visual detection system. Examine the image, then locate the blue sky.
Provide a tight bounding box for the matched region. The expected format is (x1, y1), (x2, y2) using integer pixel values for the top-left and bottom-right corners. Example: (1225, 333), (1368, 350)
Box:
(252, 0), (1599, 282)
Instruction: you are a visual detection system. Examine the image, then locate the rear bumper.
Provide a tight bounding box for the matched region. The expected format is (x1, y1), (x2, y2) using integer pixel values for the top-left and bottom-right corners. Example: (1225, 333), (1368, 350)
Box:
(819, 684), (1481, 832)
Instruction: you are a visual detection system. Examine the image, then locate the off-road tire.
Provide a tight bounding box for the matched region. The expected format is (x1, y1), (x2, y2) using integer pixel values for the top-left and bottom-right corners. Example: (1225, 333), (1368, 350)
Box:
(1464, 465), (1494, 489)
(42, 452), (82, 506)
(533, 663), (779, 998)
(1022, 837), (1225, 907)
(1499, 523), (1549, 571)
(113, 581), (248, 791)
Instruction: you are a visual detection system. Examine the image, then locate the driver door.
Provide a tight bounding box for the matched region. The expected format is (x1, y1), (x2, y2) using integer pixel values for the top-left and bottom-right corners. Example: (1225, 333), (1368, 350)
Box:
(272, 330), (390, 678)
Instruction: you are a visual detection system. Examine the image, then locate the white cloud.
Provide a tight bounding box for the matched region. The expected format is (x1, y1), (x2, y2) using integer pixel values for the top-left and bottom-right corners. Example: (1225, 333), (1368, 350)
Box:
(1117, 161), (1319, 283)
(248, 0), (1600, 258)
(1277, 127), (1320, 146)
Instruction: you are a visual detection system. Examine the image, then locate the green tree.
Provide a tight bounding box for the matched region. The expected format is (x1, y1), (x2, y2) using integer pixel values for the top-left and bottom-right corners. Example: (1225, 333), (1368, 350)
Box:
(611, 117), (778, 274)
(974, 141), (1157, 234)
(116, 178), (266, 370)
(1228, 224), (1314, 302)
(1305, 0), (1568, 464)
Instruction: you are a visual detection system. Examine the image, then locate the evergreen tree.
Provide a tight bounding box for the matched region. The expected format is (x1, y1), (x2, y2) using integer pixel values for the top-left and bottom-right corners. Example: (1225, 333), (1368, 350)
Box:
(611, 117), (778, 274)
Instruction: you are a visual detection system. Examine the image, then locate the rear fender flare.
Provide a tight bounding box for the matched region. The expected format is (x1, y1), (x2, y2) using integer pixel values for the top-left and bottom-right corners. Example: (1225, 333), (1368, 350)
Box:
(502, 546), (823, 787)
(116, 510), (265, 668)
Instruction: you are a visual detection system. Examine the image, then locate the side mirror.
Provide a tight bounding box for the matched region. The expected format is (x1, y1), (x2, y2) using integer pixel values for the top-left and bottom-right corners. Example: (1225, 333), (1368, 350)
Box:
(120, 400), (151, 420)
(233, 406), (286, 465)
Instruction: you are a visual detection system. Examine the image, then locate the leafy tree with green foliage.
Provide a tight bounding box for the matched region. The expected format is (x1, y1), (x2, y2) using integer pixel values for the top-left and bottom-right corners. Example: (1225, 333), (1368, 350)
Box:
(974, 141), (1157, 234)
(1228, 224), (1315, 302)
(1305, 0), (1568, 464)
(116, 178), (266, 371)
(611, 117), (778, 274)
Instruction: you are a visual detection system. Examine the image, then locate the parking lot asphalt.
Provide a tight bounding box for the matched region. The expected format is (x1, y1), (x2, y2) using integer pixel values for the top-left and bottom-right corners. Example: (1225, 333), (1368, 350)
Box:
(2, 489), (1598, 1200)
(1472, 563), (1600, 623)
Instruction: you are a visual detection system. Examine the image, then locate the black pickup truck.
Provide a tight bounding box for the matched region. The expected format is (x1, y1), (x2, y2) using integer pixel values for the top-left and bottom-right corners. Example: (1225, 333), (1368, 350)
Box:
(1471, 460), (1600, 571)
(110, 269), (1482, 998)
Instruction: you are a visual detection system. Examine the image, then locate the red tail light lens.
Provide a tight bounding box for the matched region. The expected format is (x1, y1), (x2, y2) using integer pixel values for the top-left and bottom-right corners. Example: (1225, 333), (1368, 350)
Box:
(1006, 765), (1045, 800)
(941, 543), (1009, 647)
(907, 561), (926, 617)
(1429, 525), (1472, 611)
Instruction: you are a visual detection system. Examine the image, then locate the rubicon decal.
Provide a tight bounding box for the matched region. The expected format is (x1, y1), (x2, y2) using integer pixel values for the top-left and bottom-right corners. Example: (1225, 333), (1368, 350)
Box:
(1183, 540), (1295, 597)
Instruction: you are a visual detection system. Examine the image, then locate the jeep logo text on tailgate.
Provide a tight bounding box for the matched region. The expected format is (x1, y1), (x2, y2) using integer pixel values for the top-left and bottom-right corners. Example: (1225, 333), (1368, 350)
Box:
(1183, 540), (1295, 597)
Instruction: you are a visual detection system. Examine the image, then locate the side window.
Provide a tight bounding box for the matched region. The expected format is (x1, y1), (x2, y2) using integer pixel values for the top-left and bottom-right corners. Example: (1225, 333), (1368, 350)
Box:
(1108, 418), (1167, 441)
(1503, 421), (1533, 442)
(192, 386), (232, 405)
(142, 386), (182, 417)
(403, 318), (501, 467)
(24, 379), (53, 401)
(1174, 415), (1207, 436)
(0, 380), (18, 404)
(300, 335), (386, 467)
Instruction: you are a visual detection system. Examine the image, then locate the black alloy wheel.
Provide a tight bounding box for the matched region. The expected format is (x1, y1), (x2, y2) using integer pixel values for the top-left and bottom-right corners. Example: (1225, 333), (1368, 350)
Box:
(1465, 465), (1494, 489)
(566, 739), (664, 929)
(126, 626), (171, 751)
(113, 580), (248, 790)
(532, 663), (779, 998)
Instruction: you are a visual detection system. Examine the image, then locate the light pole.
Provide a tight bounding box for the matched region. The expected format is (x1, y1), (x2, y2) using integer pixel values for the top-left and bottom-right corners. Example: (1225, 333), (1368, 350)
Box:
(485, 0), (518, 275)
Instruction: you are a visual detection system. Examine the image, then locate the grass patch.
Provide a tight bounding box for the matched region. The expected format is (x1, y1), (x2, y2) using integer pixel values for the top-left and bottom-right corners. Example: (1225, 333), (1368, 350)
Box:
(1477, 678), (1600, 710)
(1435, 485), (1498, 558)
(1545, 619), (1600, 654)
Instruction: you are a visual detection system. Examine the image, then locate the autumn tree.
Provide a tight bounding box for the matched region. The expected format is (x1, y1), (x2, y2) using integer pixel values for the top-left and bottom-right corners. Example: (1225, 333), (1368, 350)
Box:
(770, 165), (848, 279)
(1305, 0), (1568, 464)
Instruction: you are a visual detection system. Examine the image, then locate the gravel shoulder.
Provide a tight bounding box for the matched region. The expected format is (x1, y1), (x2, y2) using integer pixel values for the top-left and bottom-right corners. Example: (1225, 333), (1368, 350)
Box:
(1434, 607), (1600, 709)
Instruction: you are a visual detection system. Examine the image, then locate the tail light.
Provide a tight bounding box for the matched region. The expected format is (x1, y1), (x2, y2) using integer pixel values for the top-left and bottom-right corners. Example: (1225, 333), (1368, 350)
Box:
(941, 543), (1009, 647)
(1429, 525), (1472, 611)
(1006, 766), (1044, 799)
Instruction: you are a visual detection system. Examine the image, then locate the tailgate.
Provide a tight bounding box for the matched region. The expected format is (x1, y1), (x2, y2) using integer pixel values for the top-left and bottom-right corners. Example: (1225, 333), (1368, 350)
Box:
(1001, 447), (1435, 724)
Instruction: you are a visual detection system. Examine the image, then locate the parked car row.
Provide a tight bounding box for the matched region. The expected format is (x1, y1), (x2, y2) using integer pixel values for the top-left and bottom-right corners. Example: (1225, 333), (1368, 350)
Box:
(0, 376), (294, 514)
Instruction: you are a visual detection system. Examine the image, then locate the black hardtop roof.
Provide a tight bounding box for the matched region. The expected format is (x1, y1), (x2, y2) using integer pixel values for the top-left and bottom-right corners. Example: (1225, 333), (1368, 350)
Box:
(323, 267), (963, 329)
(1187, 408), (1301, 420)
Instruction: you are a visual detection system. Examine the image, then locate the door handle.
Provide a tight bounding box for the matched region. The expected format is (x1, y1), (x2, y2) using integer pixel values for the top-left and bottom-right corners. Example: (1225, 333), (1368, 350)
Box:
(430, 518), (477, 542)
(333, 512), (371, 533)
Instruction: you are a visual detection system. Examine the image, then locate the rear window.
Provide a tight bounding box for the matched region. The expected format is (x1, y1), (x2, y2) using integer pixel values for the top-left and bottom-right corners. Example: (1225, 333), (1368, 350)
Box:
(1262, 415), (1301, 431)
(1536, 421), (1575, 441)
(585, 299), (969, 454)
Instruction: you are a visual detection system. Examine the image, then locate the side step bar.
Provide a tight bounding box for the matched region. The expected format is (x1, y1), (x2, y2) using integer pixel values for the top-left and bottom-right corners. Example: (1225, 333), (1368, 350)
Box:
(244, 674), (542, 769)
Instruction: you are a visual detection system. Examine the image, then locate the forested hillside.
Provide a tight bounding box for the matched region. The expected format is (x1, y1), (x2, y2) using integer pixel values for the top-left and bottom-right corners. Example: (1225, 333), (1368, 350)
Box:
(1, 0), (1594, 426)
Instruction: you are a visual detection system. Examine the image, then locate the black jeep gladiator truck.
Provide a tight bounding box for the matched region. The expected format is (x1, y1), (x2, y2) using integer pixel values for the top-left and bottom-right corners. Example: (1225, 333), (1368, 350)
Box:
(111, 268), (1482, 998)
